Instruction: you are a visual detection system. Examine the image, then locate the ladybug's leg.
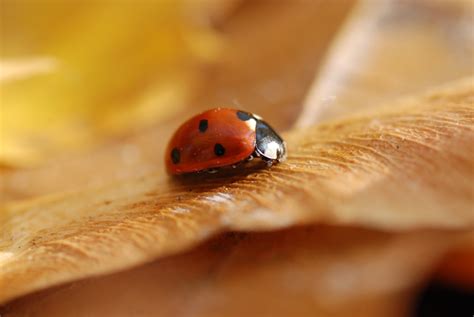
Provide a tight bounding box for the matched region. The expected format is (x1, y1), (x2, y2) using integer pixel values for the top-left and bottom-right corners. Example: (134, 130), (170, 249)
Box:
(246, 155), (254, 162)
(259, 155), (274, 167)
(206, 168), (219, 174)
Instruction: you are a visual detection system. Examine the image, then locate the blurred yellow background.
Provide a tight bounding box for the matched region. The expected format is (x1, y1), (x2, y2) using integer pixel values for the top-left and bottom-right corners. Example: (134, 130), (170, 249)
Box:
(0, 0), (223, 166)
(0, 0), (353, 202)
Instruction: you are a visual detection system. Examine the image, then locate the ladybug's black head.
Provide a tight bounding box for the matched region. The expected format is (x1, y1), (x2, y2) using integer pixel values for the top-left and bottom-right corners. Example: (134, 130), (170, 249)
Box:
(254, 120), (287, 163)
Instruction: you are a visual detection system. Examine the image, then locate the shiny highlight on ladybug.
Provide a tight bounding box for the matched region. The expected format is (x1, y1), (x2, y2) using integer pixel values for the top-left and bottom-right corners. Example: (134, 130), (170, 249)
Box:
(165, 108), (286, 175)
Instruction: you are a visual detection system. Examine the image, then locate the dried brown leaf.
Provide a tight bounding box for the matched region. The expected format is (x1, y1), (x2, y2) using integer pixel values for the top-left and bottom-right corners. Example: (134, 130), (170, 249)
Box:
(297, 0), (474, 126)
(4, 226), (473, 317)
(1, 78), (473, 303)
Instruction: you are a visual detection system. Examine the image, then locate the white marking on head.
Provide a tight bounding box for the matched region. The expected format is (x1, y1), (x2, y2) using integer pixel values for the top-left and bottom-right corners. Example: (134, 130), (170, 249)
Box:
(264, 141), (281, 159)
(244, 118), (257, 131)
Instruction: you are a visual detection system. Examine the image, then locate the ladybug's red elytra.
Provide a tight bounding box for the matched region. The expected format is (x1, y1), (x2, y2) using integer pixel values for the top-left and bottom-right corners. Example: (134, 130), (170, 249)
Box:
(165, 108), (286, 175)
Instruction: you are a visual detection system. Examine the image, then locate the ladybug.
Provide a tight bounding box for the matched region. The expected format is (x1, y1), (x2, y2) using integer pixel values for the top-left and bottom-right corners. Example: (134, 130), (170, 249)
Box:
(165, 108), (286, 175)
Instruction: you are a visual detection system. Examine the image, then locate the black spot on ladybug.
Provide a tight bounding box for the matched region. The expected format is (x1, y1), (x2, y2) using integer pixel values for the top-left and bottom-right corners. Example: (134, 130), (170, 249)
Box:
(214, 143), (226, 156)
(171, 148), (180, 164)
(198, 119), (208, 133)
(236, 110), (252, 121)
